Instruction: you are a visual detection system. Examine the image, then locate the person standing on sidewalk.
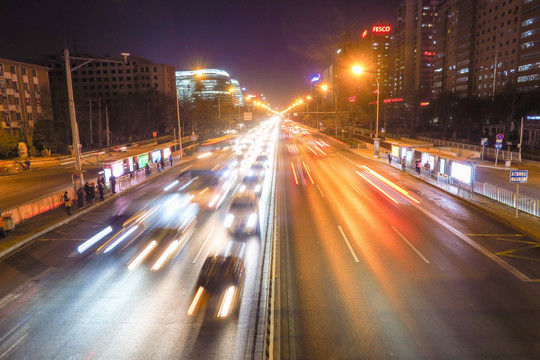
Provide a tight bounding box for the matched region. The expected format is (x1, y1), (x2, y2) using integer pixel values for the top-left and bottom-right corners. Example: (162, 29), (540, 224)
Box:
(98, 179), (105, 201)
(63, 191), (72, 216)
(77, 187), (85, 208)
(89, 182), (96, 204)
(169, 154), (173, 167)
(0, 208), (6, 239)
(110, 175), (116, 194)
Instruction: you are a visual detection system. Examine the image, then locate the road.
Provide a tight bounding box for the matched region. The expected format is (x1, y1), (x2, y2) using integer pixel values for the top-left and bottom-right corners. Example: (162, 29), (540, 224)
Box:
(276, 125), (540, 359)
(0, 137), (277, 359)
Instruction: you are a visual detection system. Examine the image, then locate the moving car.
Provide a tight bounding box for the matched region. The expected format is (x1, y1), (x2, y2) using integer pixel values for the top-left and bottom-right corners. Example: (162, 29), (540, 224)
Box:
(224, 193), (259, 236)
(187, 242), (245, 318)
(239, 174), (263, 196)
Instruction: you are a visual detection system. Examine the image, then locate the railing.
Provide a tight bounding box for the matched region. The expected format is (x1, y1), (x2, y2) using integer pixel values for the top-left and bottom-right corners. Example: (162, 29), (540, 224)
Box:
(474, 181), (540, 217)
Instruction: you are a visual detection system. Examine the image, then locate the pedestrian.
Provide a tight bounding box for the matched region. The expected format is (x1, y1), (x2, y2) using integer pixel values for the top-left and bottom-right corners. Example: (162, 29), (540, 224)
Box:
(169, 154), (173, 167)
(63, 191), (72, 216)
(145, 163), (150, 177)
(387, 153), (392, 164)
(415, 160), (421, 174)
(77, 187), (85, 208)
(89, 182), (96, 203)
(98, 178), (105, 201)
(110, 175), (116, 194)
(160, 157), (165, 170)
(84, 181), (91, 202)
(0, 208), (6, 239)
(401, 157), (406, 171)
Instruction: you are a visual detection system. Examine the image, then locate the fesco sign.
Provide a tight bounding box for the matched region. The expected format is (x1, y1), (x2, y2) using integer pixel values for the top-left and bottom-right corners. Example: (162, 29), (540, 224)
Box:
(372, 25), (391, 33)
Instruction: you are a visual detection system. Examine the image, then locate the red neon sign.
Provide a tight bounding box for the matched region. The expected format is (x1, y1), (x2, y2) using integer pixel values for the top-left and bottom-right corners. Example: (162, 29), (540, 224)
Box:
(349, 96), (357, 103)
(372, 25), (391, 33)
(362, 30), (368, 38)
(420, 102), (430, 106)
(383, 98), (404, 103)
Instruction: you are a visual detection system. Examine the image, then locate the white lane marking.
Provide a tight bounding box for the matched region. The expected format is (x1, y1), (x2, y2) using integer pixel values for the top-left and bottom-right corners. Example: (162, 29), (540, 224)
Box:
(391, 226), (430, 264)
(337, 226), (359, 263)
(330, 164), (337, 171)
(192, 226), (215, 264)
(412, 203), (531, 282)
(316, 183), (325, 198)
(0, 332), (28, 359)
(0, 293), (20, 311)
(349, 183), (363, 197)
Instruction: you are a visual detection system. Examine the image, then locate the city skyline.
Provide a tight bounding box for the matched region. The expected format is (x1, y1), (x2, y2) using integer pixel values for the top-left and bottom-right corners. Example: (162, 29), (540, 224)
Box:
(1, 0), (400, 106)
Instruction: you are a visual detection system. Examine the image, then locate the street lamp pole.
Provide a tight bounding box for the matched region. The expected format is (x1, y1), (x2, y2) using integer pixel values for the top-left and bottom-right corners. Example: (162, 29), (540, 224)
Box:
(374, 76), (380, 157)
(176, 96), (183, 161)
(333, 72), (338, 137)
(64, 48), (83, 175)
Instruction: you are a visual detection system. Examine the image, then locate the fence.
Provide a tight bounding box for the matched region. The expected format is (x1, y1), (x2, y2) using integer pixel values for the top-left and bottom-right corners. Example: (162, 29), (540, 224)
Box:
(474, 181), (540, 217)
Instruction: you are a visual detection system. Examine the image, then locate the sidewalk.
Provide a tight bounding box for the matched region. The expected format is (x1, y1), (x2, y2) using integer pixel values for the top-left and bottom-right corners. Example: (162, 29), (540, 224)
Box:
(0, 156), (191, 259)
(348, 146), (540, 243)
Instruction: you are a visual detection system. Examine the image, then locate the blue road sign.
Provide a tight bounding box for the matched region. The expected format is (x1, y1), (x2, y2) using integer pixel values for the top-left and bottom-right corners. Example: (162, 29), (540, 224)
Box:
(495, 142), (503, 149)
(496, 133), (504, 140)
(481, 138), (488, 146)
(510, 170), (528, 183)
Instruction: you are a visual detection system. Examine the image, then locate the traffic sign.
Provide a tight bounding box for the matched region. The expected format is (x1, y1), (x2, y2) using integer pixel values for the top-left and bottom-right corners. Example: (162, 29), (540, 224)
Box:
(496, 133), (504, 140)
(481, 138), (488, 146)
(495, 142), (503, 149)
(510, 170), (528, 183)
(190, 134), (197, 141)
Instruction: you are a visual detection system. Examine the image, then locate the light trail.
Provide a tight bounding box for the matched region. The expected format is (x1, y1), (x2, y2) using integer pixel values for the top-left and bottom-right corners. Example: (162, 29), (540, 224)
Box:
(360, 165), (420, 204)
(290, 162), (299, 185)
(302, 162), (314, 184)
(356, 171), (399, 204)
(77, 226), (113, 254)
(128, 240), (157, 270)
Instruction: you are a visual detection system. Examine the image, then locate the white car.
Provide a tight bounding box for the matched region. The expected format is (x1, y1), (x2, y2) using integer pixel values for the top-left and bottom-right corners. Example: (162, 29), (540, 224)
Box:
(224, 193), (259, 236)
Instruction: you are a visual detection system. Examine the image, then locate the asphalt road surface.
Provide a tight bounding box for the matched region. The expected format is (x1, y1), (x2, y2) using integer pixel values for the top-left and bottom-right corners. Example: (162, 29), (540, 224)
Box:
(0, 142), (277, 359)
(275, 126), (540, 359)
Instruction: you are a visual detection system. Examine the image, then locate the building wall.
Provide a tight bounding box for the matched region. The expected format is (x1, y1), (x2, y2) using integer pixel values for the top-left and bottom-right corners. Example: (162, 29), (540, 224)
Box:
(175, 69), (242, 105)
(433, 0), (477, 97)
(517, 0), (540, 90)
(0, 58), (52, 132)
(473, 0), (522, 97)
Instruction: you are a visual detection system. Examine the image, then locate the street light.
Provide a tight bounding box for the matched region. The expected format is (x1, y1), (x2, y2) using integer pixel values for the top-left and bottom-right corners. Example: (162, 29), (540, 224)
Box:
(320, 83), (338, 137)
(353, 65), (381, 157)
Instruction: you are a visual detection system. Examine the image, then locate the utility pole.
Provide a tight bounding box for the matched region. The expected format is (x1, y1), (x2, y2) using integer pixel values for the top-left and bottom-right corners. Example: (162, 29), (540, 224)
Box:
(176, 96), (183, 161)
(98, 98), (102, 148)
(89, 99), (93, 146)
(106, 106), (110, 153)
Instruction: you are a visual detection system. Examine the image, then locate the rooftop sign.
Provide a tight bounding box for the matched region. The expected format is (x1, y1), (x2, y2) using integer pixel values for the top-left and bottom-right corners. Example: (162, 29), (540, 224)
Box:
(372, 25), (391, 33)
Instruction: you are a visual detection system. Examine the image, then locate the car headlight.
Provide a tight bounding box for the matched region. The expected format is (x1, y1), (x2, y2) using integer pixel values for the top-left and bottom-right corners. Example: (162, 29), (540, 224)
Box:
(255, 184), (261, 192)
(247, 213), (258, 228)
(240, 185), (246, 192)
(225, 214), (235, 228)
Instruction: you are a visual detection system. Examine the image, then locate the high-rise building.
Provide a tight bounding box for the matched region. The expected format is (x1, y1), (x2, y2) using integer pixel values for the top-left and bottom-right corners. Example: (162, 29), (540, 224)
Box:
(393, 0), (440, 102)
(359, 25), (395, 99)
(0, 58), (52, 133)
(473, 0), (522, 98)
(517, 0), (540, 91)
(175, 69), (244, 106)
(433, 0), (477, 97)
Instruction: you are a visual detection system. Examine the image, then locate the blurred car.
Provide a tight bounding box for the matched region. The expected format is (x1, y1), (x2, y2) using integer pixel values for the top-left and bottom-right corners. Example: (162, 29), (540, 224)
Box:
(187, 242), (245, 318)
(255, 154), (270, 168)
(249, 161), (266, 179)
(225, 193), (259, 235)
(239, 174), (263, 196)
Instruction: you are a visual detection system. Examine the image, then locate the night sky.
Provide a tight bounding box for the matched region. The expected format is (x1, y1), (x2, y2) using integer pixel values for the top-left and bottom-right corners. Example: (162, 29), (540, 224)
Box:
(1, 0), (400, 106)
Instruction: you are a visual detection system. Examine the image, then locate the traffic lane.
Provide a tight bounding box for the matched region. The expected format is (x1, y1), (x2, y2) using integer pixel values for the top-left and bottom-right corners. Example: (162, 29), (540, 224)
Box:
(288, 140), (540, 358)
(332, 149), (540, 280)
(0, 207), (254, 359)
(3, 166), (262, 355)
(279, 153), (389, 359)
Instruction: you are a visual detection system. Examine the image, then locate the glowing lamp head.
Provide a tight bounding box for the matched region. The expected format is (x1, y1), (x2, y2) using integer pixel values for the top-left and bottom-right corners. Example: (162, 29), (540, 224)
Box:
(321, 85), (328, 91)
(352, 65), (363, 75)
